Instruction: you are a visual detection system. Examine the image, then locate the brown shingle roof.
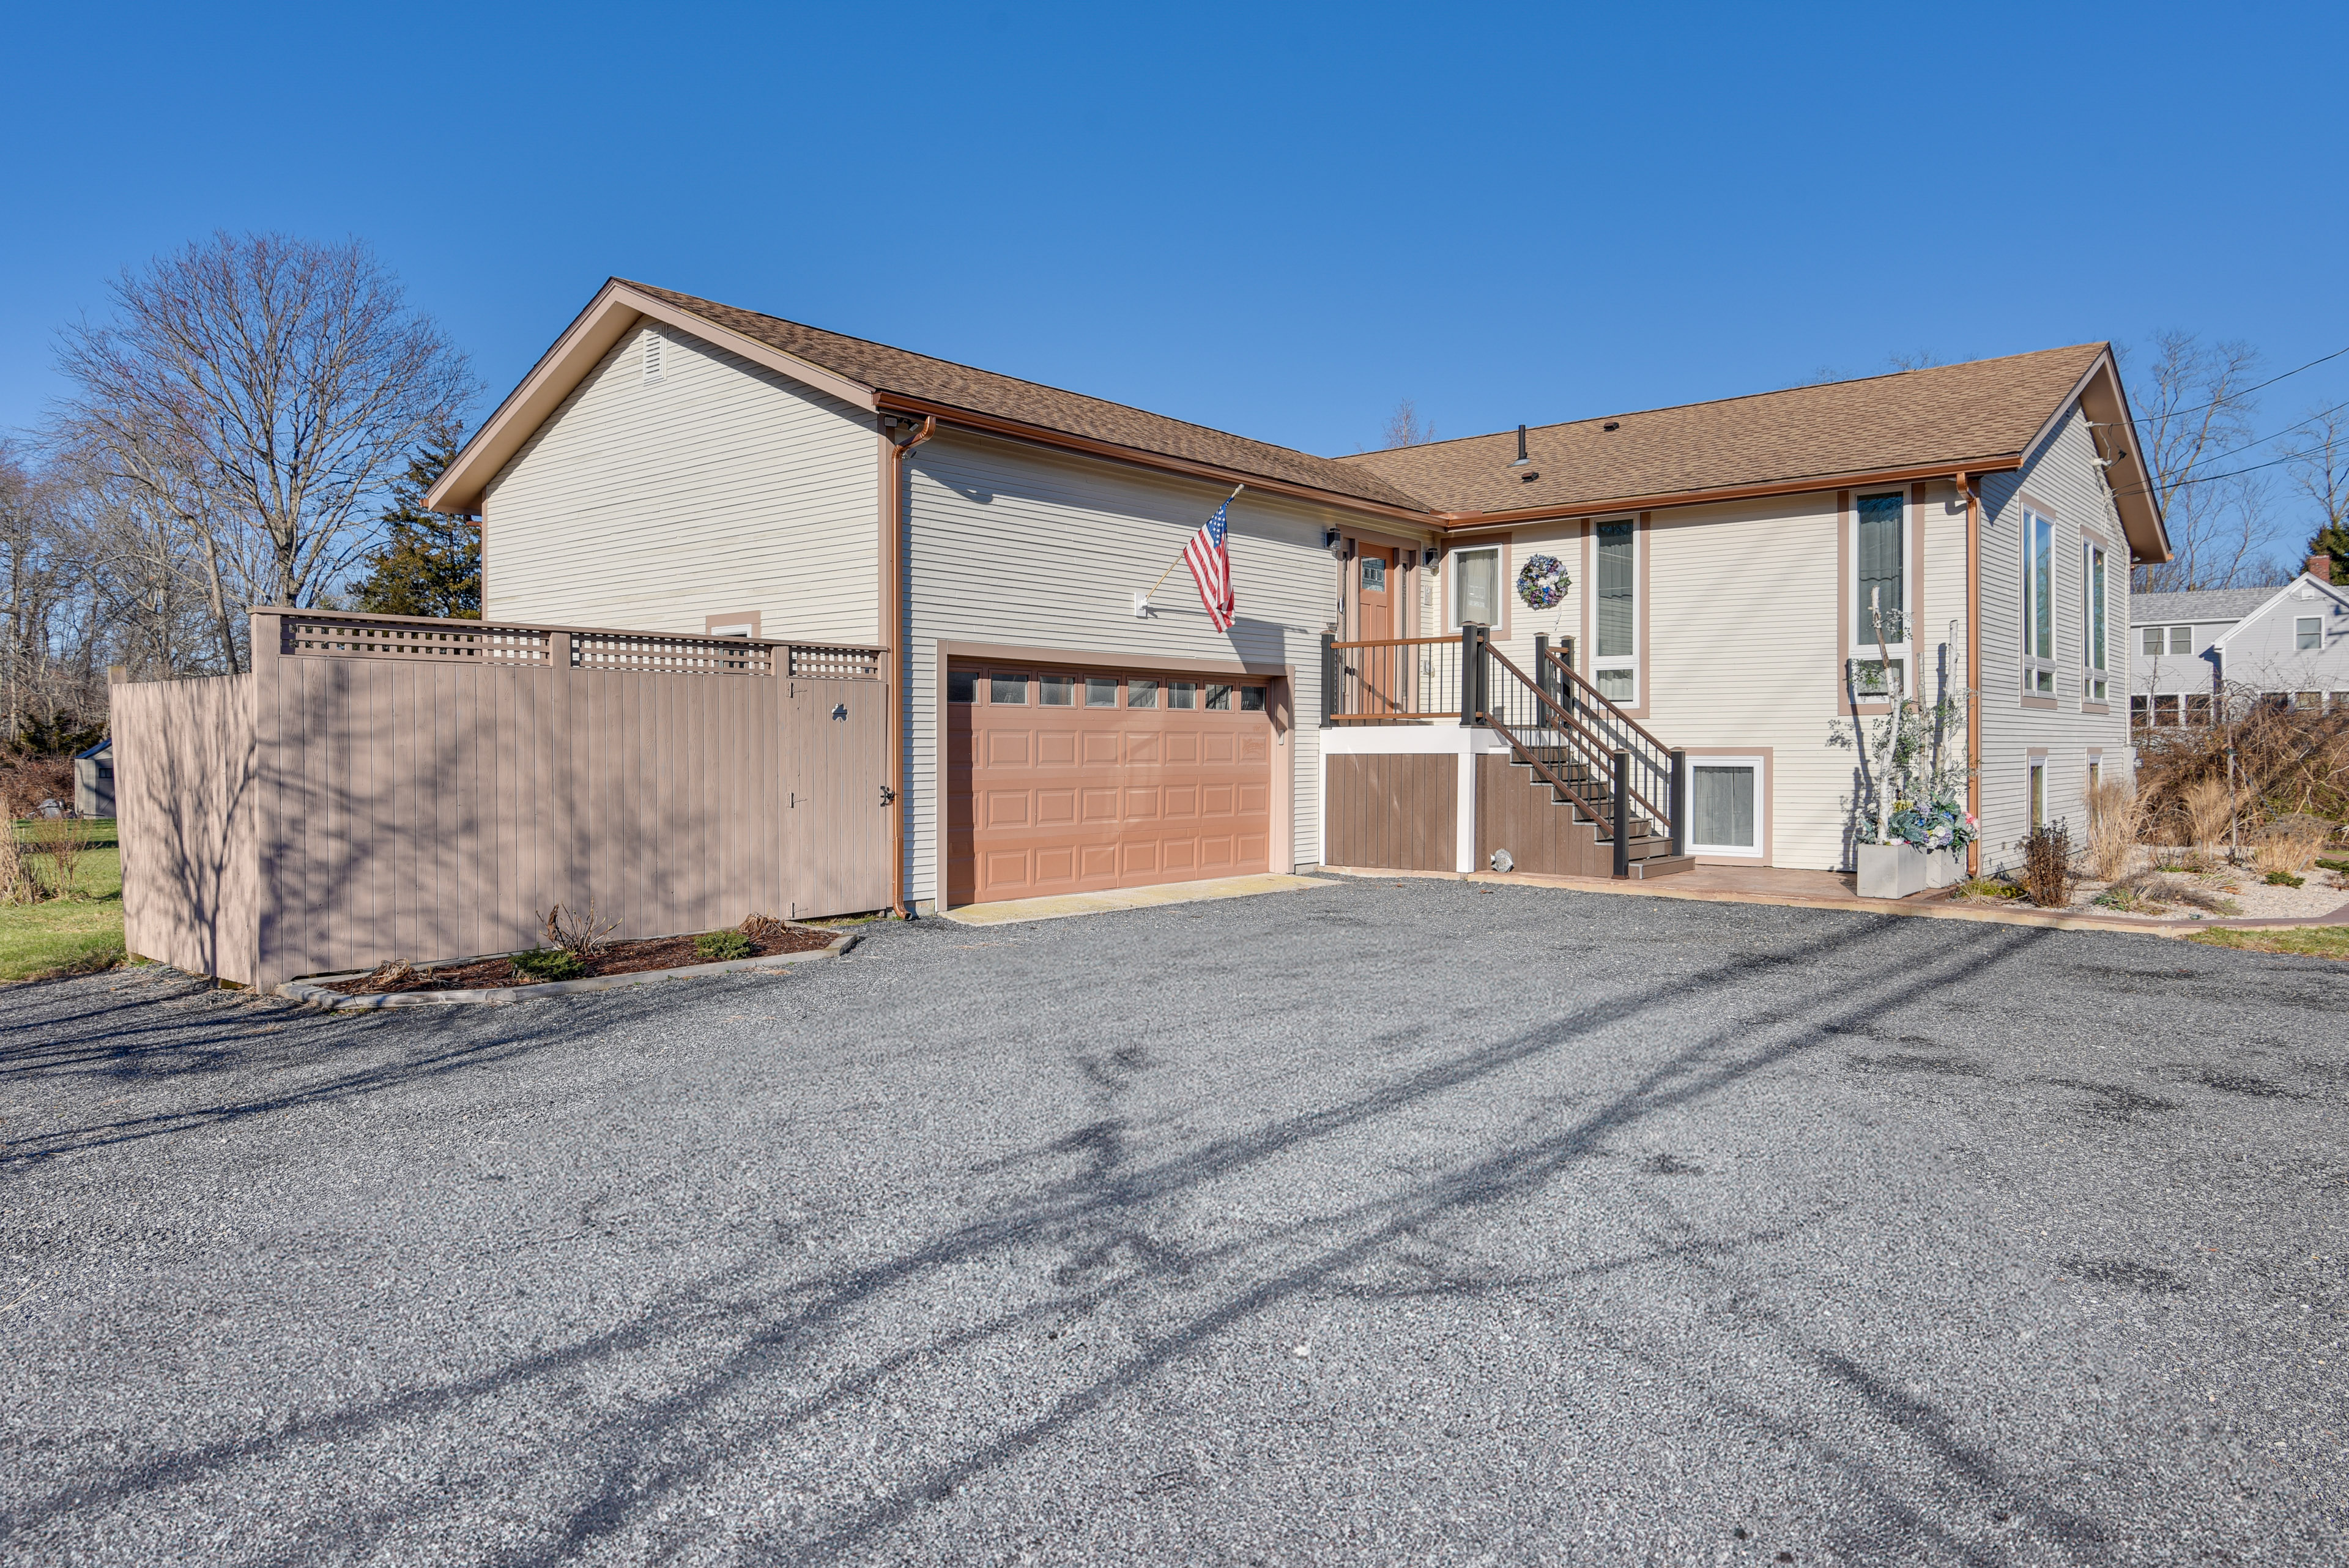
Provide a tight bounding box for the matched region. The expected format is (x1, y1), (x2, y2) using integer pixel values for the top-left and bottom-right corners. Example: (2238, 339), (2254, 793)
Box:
(622, 281), (1431, 513)
(1338, 344), (2109, 515)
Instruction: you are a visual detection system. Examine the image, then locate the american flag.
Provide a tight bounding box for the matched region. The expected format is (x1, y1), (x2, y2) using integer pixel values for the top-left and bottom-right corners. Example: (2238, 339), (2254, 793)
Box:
(1183, 497), (1237, 631)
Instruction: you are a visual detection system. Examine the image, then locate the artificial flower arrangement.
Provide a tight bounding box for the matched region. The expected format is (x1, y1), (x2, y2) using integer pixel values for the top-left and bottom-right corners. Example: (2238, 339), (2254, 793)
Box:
(1516, 554), (1571, 609)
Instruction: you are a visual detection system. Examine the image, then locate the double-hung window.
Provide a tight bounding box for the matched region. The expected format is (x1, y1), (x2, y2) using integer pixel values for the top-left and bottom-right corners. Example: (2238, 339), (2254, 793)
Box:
(1593, 520), (1638, 702)
(2297, 615), (2323, 652)
(2022, 508), (2058, 695)
(1850, 492), (1907, 697)
(2081, 540), (2108, 704)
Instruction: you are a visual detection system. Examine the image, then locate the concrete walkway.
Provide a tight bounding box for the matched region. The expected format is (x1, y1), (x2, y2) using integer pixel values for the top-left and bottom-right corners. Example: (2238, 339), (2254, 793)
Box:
(936, 871), (1332, 926)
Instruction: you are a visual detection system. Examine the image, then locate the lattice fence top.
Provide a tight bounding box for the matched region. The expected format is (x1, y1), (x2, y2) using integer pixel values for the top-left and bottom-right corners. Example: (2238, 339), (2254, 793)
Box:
(789, 644), (884, 681)
(572, 630), (775, 677)
(273, 611), (880, 679)
(281, 616), (554, 664)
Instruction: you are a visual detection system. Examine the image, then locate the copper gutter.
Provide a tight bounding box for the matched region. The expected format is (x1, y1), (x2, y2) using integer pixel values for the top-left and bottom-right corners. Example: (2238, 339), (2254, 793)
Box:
(1437, 456), (2028, 534)
(870, 393), (1435, 529)
(881, 414), (937, 916)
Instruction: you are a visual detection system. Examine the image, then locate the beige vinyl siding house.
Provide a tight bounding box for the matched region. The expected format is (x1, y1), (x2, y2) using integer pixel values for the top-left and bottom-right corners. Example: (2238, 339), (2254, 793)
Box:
(431, 278), (2169, 908)
(1976, 408), (2133, 871)
(902, 429), (1355, 905)
(485, 324), (881, 644)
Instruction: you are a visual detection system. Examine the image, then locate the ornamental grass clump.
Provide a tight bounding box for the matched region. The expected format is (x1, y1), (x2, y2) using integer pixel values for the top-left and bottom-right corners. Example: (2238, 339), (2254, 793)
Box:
(2181, 777), (2234, 853)
(538, 899), (620, 960)
(2020, 824), (2074, 908)
(2082, 778), (2145, 882)
(2251, 815), (2331, 877)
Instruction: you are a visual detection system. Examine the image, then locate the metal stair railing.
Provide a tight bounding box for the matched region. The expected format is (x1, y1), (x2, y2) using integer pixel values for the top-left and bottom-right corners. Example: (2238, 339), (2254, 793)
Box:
(1474, 634), (1687, 862)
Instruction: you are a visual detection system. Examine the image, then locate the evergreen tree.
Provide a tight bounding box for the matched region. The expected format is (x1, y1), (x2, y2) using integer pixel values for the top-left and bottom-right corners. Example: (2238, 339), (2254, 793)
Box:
(352, 431), (480, 618)
(2310, 520), (2349, 586)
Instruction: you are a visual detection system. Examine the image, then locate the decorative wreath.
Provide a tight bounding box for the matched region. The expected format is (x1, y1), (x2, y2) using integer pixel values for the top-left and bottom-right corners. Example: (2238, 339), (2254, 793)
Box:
(1516, 554), (1572, 609)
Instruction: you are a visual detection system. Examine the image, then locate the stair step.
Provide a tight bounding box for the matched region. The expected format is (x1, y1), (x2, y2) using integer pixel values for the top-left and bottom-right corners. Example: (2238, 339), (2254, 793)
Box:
(1626, 854), (1697, 879)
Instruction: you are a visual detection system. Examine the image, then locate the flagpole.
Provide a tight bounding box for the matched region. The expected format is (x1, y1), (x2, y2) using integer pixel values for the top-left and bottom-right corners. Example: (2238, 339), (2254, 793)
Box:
(1142, 483), (1245, 600)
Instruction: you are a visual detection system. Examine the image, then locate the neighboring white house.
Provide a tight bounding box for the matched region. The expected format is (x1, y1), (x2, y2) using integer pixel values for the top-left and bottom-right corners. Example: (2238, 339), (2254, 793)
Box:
(426, 279), (2170, 909)
(2131, 562), (2349, 726)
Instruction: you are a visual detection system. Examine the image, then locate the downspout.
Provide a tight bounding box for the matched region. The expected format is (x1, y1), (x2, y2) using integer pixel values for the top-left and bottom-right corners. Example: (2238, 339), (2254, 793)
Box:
(881, 414), (937, 917)
(1960, 472), (1981, 878)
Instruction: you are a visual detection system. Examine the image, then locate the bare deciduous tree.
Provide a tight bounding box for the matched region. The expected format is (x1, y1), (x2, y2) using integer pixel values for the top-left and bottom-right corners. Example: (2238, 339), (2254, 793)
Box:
(2290, 403), (2348, 582)
(2128, 331), (2284, 592)
(1379, 399), (1438, 449)
(53, 232), (475, 671)
(0, 443), (102, 749)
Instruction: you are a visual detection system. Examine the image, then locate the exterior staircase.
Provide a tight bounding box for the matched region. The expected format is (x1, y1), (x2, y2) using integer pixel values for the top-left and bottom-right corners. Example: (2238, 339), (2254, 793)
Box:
(1501, 745), (1694, 879)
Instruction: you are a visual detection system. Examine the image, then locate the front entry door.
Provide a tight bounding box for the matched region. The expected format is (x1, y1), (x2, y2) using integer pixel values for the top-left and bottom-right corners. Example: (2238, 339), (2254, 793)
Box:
(1358, 546), (1395, 641)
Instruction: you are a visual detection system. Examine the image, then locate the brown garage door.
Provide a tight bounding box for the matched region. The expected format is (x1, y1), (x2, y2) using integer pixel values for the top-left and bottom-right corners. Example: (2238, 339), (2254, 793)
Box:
(946, 666), (1273, 905)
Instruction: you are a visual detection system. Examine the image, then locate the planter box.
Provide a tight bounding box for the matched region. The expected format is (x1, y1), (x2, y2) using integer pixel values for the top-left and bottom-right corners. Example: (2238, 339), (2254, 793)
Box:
(1856, 842), (1928, 899)
(1924, 848), (1961, 888)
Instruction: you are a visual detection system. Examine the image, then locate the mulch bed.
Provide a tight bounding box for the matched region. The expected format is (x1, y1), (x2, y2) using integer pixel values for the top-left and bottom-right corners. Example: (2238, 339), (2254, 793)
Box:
(325, 925), (838, 995)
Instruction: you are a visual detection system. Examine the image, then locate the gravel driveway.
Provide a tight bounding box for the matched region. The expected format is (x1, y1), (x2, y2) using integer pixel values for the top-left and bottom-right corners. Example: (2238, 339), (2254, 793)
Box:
(3, 879), (2344, 1566)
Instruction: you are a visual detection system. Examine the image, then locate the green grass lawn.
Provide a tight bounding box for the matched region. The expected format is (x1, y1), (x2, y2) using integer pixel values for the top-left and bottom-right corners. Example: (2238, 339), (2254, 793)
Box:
(1, 819), (126, 984)
(2185, 925), (2349, 961)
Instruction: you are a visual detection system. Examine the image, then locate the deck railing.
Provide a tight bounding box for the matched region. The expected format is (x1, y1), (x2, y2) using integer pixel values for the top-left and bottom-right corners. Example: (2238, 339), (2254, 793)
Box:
(270, 608), (881, 680)
(1321, 634), (1462, 723)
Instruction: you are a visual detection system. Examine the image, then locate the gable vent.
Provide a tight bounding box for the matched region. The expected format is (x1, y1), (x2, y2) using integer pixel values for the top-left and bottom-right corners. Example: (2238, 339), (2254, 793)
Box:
(642, 330), (664, 384)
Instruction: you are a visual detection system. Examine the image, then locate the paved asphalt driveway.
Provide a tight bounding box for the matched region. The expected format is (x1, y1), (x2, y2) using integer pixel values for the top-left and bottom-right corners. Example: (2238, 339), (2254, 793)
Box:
(3, 879), (2345, 1566)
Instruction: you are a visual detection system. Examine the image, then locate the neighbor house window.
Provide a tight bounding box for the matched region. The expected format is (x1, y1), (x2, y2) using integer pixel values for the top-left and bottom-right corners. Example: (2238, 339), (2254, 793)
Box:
(1594, 520), (1638, 702)
(2140, 625), (2163, 657)
(2130, 694), (2150, 727)
(1452, 546), (1501, 628)
(2298, 615), (2323, 651)
(1688, 757), (1763, 858)
(2169, 625), (2190, 654)
(2185, 693), (2213, 725)
(2023, 508), (2057, 694)
(2082, 541), (2108, 704)
(2153, 694), (2180, 726)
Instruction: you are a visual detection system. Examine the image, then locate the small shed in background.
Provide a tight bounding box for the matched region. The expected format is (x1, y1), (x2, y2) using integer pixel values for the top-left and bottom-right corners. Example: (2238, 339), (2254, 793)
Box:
(75, 738), (114, 819)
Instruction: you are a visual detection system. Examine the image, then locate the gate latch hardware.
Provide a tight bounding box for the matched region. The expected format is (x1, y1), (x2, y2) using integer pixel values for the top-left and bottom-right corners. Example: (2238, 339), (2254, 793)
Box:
(878, 784), (897, 807)
(832, 703), (848, 720)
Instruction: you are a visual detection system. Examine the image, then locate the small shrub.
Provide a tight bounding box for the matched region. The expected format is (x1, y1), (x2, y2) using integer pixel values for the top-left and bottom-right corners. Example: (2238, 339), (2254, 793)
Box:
(0, 834), (43, 905)
(738, 912), (788, 940)
(2264, 870), (2306, 888)
(2316, 856), (2349, 874)
(2092, 885), (2159, 912)
(511, 947), (587, 981)
(538, 899), (620, 960)
(28, 814), (85, 898)
(2020, 825), (2074, 908)
(694, 929), (754, 962)
(2082, 778), (2145, 882)
(1956, 876), (2025, 901)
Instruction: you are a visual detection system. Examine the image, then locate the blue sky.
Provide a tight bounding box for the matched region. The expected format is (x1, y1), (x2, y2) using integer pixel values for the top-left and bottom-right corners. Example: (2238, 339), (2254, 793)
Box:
(5, 2), (2344, 524)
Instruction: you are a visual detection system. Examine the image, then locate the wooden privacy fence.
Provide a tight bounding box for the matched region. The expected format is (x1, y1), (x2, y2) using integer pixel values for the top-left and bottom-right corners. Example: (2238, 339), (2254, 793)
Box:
(113, 609), (892, 989)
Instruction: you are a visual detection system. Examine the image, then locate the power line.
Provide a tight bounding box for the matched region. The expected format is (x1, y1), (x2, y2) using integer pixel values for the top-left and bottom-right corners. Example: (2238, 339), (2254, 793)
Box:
(2161, 396), (2349, 480)
(2111, 446), (2309, 499)
(2100, 341), (2349, 429)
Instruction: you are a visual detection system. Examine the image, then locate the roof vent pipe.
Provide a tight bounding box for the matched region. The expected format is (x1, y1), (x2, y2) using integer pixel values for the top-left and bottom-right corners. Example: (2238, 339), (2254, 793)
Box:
(1510, 425), (1529, 467)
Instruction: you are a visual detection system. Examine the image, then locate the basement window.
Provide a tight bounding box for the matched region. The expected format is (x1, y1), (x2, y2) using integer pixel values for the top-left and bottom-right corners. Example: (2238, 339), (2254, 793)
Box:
(1687, 757), (1763, 858)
